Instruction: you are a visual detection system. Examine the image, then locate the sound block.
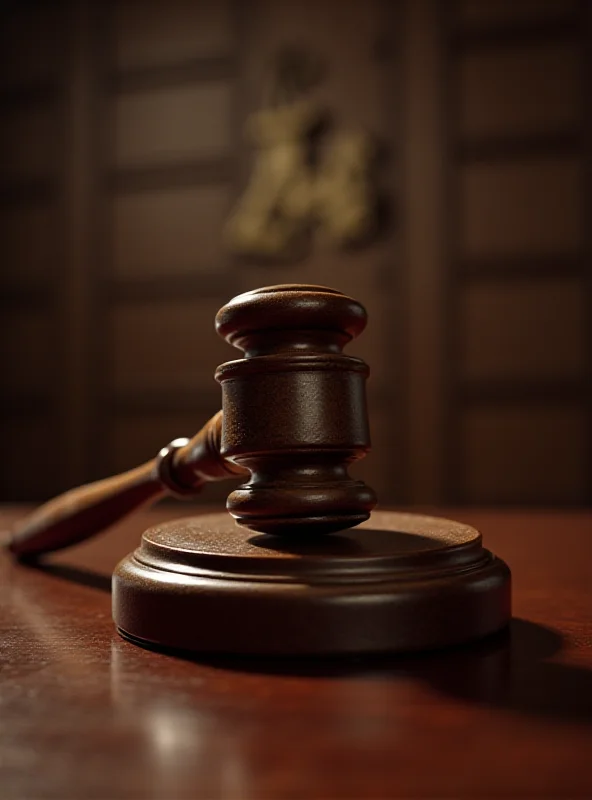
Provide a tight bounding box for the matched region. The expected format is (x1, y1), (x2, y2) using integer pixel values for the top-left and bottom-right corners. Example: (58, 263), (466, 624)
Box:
(112, 511), (511, 656)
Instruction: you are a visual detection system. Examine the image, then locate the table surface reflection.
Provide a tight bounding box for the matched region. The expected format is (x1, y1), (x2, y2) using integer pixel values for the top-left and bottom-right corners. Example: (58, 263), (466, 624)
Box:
(1, 504), (591, 799)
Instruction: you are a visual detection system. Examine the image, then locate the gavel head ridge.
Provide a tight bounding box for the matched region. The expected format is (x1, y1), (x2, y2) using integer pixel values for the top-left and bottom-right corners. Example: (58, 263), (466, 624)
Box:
(214, 284), (377, 536)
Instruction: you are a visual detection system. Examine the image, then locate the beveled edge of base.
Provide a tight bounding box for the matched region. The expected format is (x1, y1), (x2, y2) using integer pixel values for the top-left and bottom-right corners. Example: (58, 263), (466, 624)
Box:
(112, 541), (511, 657)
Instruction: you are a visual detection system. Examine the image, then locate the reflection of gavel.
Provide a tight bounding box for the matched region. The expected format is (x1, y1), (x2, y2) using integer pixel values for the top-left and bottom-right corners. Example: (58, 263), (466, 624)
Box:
(10, 284), (376, 559)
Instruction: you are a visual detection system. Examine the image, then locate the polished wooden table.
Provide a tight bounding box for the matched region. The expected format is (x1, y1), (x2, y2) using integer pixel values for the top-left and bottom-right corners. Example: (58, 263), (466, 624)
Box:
(1, 505), (591, 799)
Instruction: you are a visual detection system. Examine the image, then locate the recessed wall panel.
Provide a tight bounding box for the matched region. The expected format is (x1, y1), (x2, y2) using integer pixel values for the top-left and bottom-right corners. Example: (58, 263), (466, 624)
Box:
(460, 159), (581, 259)
(0, 207), (55, 285)
(0, 310), (53, 393)
(456, 0), (577, 27)
(0, 417), (61, 500)
(461, 406), (588, 504)
(113, 187), (229, 278)
(109, 299), (235, 393)
(0, 6), (61, 89)
(460, 280), (586, 381)
(458, 43), (579, 138)
(113, 84), (232, 166)
(113, 0), (233, 69)
(0, 108), (55, 180)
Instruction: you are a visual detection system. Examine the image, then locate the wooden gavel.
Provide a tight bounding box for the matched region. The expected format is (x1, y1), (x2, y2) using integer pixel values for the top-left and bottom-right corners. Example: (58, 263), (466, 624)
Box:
(9, 283), (510, 656)
(10, 284), (377, 559)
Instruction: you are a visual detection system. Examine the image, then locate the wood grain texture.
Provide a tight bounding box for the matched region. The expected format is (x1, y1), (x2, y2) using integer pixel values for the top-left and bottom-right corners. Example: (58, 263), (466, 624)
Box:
(0, 505), (590, 799)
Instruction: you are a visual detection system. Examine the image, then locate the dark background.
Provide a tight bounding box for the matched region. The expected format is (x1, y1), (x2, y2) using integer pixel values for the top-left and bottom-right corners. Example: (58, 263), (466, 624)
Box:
(1, 0), (590, 508)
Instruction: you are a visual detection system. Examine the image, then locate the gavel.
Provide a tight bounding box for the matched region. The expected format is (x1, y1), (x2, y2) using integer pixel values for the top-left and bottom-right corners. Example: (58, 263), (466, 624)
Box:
(10, 284), (376, 558)
(9, 284), (510, 656)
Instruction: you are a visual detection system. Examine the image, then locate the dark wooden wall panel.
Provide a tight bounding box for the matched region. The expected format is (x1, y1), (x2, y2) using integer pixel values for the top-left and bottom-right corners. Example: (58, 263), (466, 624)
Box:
(1, 107), (57, 180)
(108, 298), (235, 396)
(0, 207), (56, 286)
(444, 0), (591, 506)
(113, 84), (233, 166)
(461, 406), (588, 505)
(457, 42), (579, 139)
(0, 417), (63, 500)
(460, 280), (587, 382)
(92, 0), (241, 481)
(1, 0), (589, 508)
(113, 0), (234, 68)
(0, 4), (61, 89)
(112, 187), (231, 279)
(459, 158), (581, 259)
(0, 1), (65, 500)
(400, 0), (447, 504)
(0, 310), (54, 394)
(456, 0), (578, 27)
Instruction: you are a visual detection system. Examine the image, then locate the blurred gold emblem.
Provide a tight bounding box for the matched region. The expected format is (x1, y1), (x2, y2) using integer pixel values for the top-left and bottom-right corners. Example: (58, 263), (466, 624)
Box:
(225, 49), (379, 261)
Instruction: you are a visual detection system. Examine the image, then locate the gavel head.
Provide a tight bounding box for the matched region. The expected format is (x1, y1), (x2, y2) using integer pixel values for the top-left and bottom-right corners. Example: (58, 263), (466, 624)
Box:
(215, 284), (377, 536)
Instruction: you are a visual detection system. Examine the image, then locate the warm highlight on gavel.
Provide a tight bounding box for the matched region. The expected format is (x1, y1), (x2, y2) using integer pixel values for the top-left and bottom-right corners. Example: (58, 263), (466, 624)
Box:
(8, 284), (510, 656)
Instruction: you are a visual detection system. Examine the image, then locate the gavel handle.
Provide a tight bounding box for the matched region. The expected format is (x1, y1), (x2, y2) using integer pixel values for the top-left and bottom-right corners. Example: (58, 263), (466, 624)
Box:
(9, 411), (242, 560)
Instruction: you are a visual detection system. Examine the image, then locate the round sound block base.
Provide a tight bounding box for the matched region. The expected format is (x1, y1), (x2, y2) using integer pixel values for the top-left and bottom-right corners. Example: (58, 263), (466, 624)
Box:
(112, 511), (511, 656)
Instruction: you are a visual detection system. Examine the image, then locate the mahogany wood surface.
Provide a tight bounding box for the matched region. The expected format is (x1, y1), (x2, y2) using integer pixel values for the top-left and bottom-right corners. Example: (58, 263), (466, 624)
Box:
(1, 504), (591, 799)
